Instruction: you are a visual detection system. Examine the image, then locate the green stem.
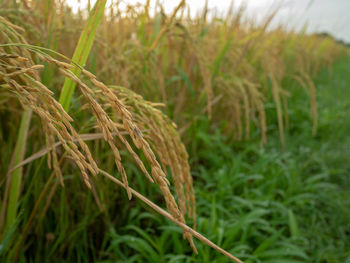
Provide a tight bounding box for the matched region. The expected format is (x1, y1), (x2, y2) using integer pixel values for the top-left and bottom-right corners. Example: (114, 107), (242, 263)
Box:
(5, 109), (32, 231)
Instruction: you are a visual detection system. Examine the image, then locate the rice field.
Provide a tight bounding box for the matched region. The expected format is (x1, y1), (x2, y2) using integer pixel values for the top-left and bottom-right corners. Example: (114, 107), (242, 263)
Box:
(0, 0), (349, 262)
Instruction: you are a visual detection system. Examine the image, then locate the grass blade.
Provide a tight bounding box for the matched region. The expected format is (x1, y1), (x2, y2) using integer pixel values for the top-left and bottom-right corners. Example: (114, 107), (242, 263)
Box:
(58, 0), (107, 111)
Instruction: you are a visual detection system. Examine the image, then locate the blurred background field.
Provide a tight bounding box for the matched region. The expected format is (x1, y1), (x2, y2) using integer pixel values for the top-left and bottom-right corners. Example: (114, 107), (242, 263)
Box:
(0, 0), (349, 262)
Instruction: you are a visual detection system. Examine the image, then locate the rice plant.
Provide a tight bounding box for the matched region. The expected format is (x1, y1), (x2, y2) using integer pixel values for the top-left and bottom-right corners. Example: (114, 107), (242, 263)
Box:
(0, 0), (348, 262)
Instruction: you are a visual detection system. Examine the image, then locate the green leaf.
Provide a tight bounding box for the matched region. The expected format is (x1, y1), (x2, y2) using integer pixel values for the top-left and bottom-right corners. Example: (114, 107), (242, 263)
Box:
(288, 209), (300, 238)
(59, 0), (107, 111)
(254, 228), (284, 255)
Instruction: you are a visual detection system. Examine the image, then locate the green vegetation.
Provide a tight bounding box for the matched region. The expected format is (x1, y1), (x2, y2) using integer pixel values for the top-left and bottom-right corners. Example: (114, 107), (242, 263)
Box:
(91, 57), (350, 263)
(0, 0), (349, 262)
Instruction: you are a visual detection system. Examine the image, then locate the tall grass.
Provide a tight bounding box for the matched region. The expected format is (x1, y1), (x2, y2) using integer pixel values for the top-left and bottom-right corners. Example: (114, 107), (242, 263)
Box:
(0, 2), (213, 260)
(0, 0), (347, 262)
(73, 1), (342, 147)
(1, 0), (107, 237)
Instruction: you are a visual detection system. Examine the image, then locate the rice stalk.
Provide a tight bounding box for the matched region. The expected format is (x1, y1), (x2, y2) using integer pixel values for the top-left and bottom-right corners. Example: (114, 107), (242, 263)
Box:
(148, 0), (185, 55)
(1, 30), (197, 253)
(300, 71), (318, 136)
(0, 17), (36, 232)
(1, 0), (106, 234)
(271, 76), (285, 150)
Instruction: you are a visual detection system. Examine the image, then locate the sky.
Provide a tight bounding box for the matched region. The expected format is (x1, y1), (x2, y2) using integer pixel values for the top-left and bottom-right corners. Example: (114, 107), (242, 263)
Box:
(68, 0), (350, 43)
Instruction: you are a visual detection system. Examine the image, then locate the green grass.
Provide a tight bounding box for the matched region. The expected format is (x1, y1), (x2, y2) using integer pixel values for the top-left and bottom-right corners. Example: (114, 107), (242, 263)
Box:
(90, 56), (350, 263)
(2, 54), (349, 262)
